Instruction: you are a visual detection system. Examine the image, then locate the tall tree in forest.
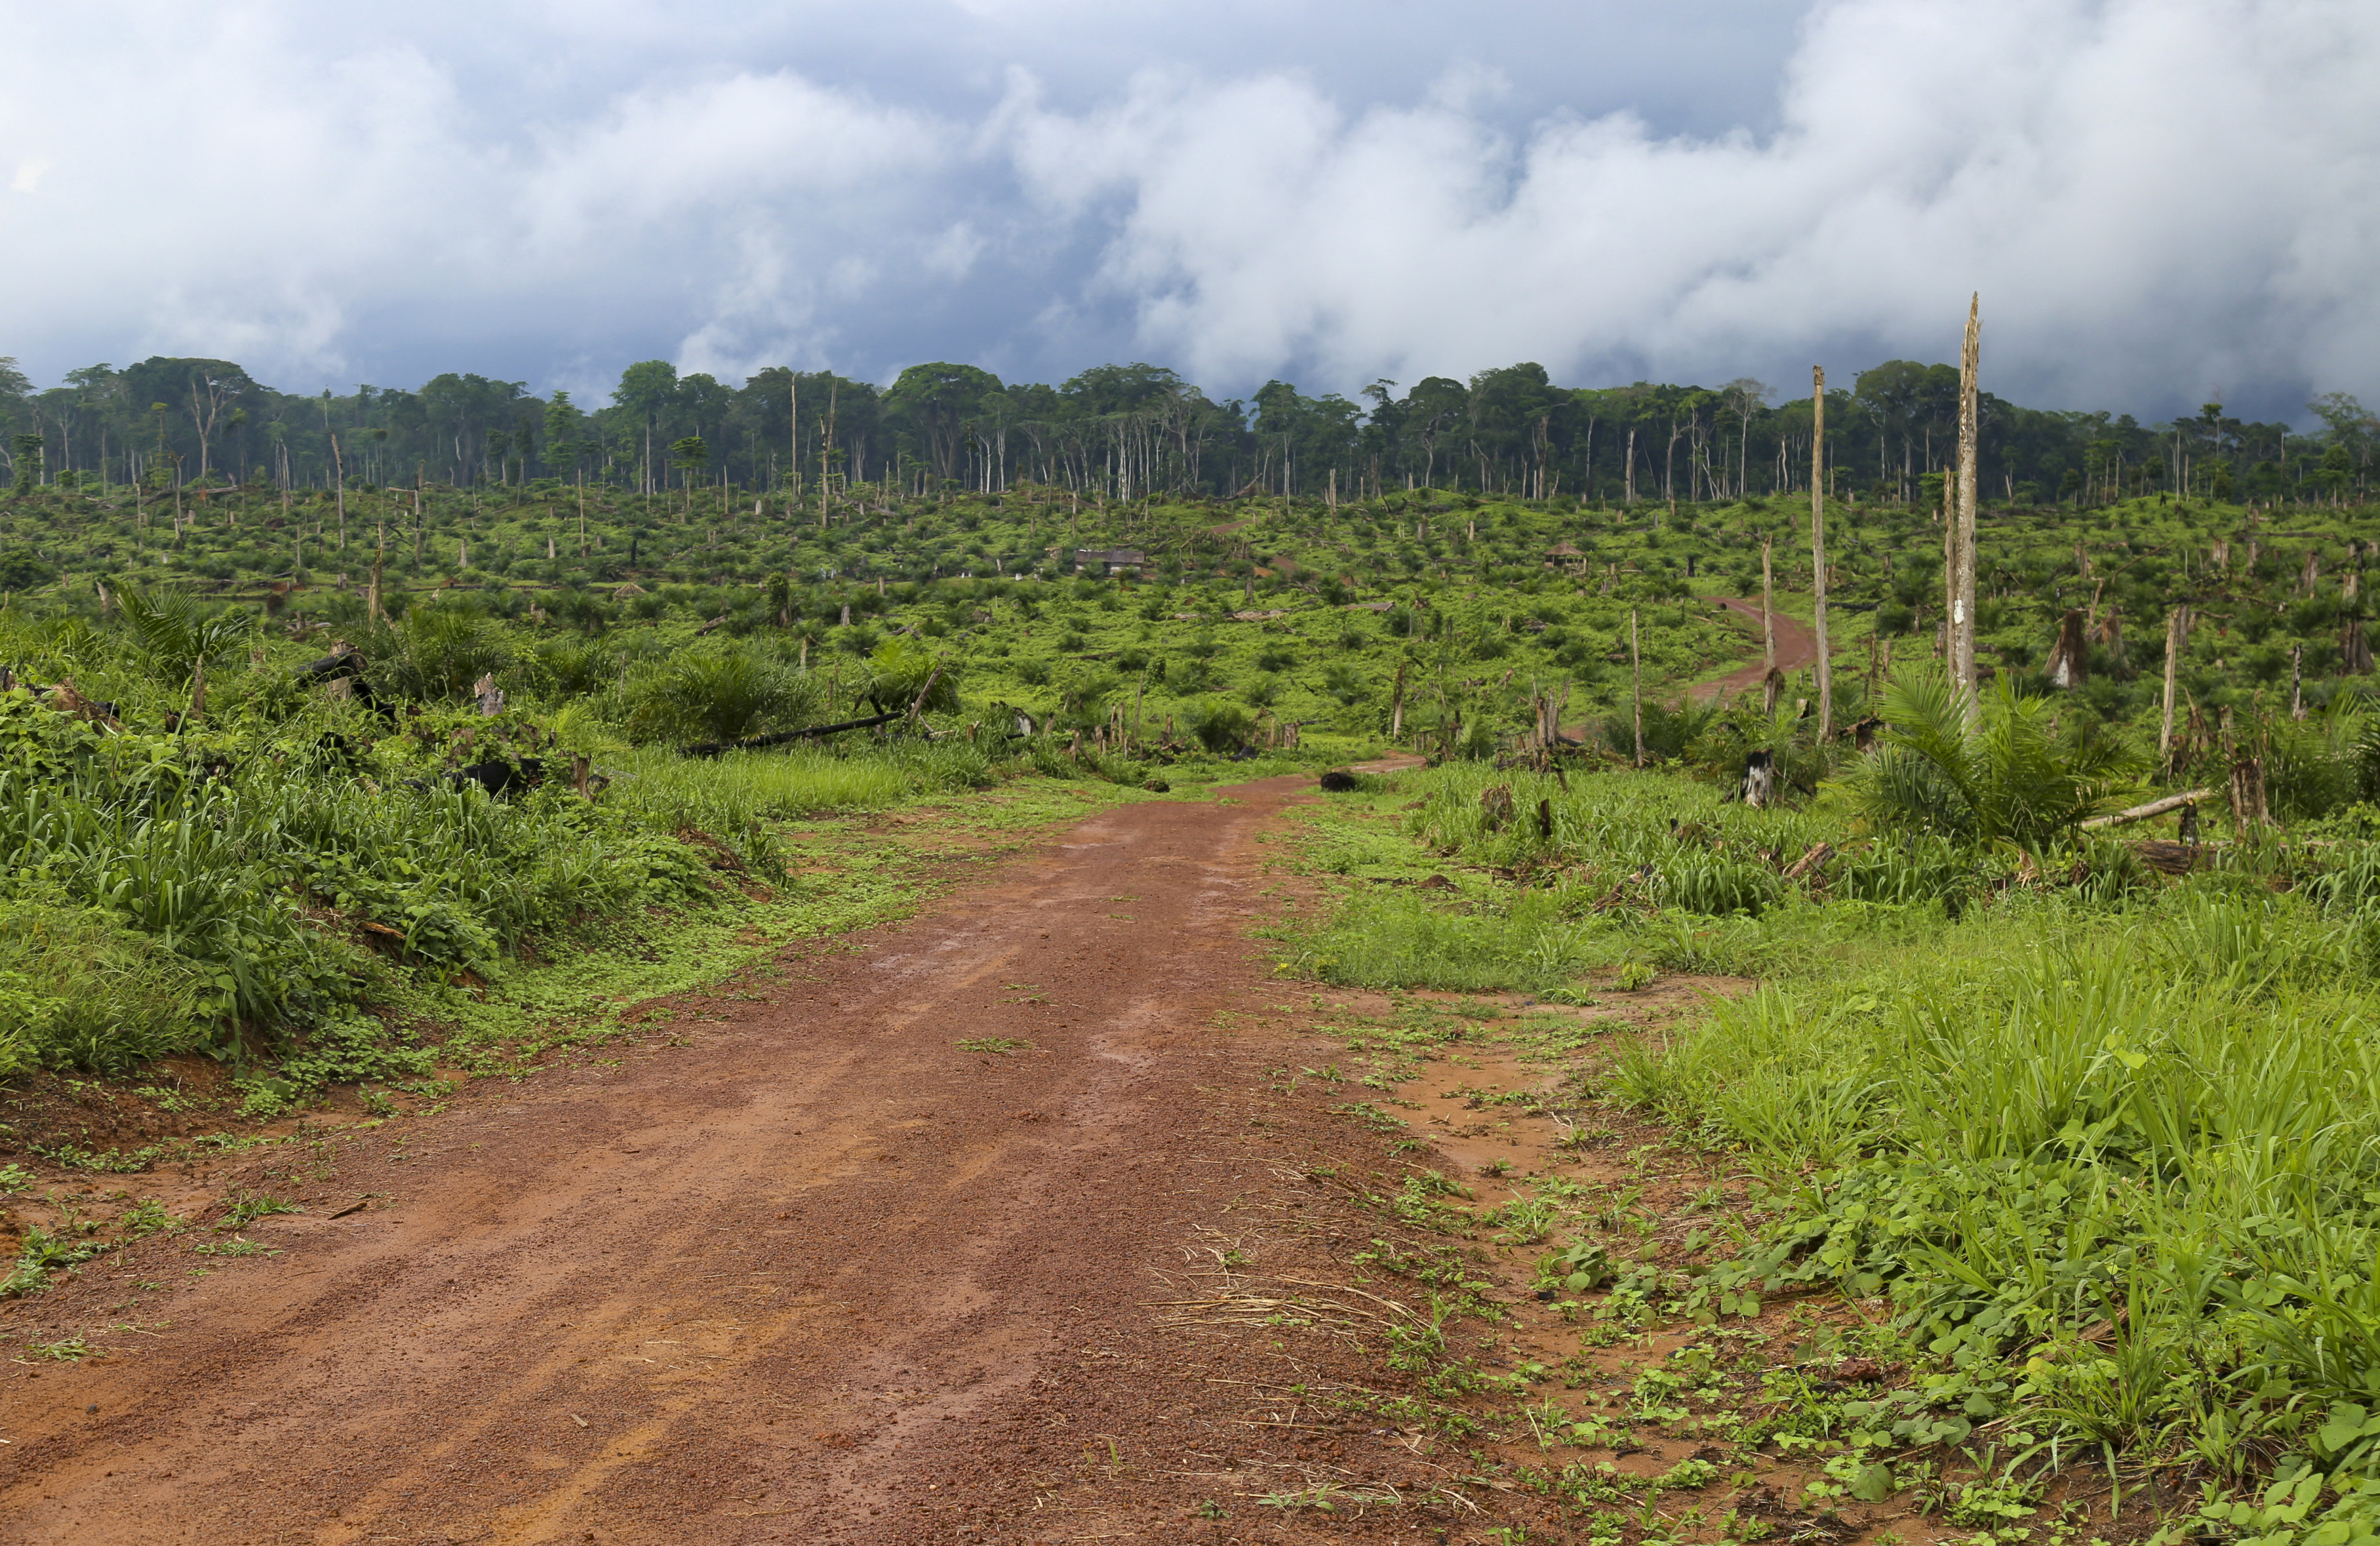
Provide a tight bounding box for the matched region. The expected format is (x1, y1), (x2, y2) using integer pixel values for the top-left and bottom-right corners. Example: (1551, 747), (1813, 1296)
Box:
(613, 360), (681, 495)
(885, 363), (1001, 485)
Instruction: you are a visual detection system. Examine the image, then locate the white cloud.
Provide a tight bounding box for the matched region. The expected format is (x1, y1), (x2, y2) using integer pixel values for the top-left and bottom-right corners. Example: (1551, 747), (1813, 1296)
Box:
(1007, 0), (2380, 417)
(0, 0), (2369, 419)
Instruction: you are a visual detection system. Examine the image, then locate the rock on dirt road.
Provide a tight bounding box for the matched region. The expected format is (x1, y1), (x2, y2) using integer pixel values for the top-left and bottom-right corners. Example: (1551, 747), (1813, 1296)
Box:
(0, 774), (1474, 1544)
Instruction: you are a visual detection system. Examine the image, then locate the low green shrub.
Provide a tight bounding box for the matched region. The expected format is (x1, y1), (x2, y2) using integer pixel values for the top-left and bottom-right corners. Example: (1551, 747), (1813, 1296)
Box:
(0, 901), (206, 1075)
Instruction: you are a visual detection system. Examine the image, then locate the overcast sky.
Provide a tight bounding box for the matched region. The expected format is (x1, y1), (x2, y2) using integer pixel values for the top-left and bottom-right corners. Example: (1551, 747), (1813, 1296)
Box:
(1, 0), (2372, 422)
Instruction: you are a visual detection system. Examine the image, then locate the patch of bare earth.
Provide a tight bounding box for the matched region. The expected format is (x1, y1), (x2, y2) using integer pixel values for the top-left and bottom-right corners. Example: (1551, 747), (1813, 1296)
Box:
(0, 775), (1553, 1544)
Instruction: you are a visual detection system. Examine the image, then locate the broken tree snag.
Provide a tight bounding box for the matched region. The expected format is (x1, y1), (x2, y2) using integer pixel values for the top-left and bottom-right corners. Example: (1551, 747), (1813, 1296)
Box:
(1953, 292), (1981, 727)
(1742, 749), (1776, 809)
(2228, 758), (2269, 832)
(2079, 788), (2217, 831)
(2347, 616), (2378, 674)
(2046, 609), (2089, 689)
(1760, 537), (1776, 674)
(1809, 365), (1832, 739)
(1629, 608), (1644, 767)
(2159, 606), (2191, 773)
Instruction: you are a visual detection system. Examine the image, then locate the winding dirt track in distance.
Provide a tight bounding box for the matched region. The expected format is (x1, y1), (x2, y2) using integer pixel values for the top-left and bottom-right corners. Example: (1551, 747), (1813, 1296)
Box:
(0, 772), (1472, 1544)
(1695, 597), (1819, 701)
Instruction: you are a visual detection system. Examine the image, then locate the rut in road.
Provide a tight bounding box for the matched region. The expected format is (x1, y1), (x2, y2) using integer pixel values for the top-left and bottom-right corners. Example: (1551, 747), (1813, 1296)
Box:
(1, 774), (1448, 1544)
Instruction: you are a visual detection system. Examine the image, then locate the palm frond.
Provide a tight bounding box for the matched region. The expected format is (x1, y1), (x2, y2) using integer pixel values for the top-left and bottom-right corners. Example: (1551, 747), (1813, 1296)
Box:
(1851, 667), (2135, 846)
(112, 584), (252, 689)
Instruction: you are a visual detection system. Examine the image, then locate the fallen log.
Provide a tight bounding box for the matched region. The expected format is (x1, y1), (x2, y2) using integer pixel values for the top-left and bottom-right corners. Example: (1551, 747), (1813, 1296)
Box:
(683, 710), (903, 758)
(2079, 787), (2216, 831)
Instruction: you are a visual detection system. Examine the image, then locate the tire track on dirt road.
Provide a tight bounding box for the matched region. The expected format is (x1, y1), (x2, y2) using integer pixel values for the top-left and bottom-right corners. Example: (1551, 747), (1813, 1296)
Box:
(0, 774), (1438, 1544)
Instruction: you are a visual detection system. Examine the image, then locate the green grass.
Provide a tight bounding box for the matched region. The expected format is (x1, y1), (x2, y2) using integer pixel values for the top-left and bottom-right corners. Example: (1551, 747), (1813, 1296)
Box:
(605, 740), (974, 838)
(1279, 750), (2380, 1539)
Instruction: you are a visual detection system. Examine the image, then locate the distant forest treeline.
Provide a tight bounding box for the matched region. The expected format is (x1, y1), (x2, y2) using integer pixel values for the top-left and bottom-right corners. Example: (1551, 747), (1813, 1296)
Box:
(0, 354), (2372, 510)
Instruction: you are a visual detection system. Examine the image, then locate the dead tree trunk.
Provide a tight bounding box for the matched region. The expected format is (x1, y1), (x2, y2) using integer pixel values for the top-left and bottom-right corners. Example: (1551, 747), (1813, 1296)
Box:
(1743, 750), (1776, 808)
(2159, 606), (2189, 773)
(2228, 756), (2268, 833)
(2046, 609), (2089, 689)
(1630, 607), (1644, 768)
(1760, 537), (1776, 674)
(2343, 618), (2375, 674)
(1952, 293), (1981, 724)
(1810, 367), (1831, 739)
(2080, 787), (2216, 830)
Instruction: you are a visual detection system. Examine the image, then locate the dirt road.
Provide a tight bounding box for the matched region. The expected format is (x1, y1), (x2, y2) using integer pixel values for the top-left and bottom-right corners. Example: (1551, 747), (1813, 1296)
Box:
(0, 775), (1463, 1544)
(1694, 598), (1817, 702)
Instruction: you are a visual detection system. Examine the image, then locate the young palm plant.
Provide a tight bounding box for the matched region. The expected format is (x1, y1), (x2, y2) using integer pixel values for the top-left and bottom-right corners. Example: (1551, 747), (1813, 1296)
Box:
(114, 585), (254, 713)
(1849, 666), (2134, 847)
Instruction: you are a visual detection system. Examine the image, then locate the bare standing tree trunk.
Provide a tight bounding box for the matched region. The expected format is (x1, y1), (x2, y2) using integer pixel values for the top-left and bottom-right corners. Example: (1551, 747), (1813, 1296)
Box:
(2159, 605), (2189, 773)
(1953, 294), (1981, 725)
(1940, 473), (1955, 656)
(1630, 608), (1644, 767)
(1760, 537), (1776, 674)
(331, 434), (347, 552)
(1809, 368), (1832, 739)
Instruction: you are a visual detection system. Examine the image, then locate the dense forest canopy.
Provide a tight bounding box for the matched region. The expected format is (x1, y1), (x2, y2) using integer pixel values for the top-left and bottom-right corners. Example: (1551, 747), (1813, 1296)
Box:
(0, 353), (2371, 510)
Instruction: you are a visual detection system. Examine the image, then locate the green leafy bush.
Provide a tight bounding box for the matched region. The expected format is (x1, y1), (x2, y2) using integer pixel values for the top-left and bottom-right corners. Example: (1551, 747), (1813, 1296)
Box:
(1187, 700), (1253, 754)
(622, 643), (818, 746)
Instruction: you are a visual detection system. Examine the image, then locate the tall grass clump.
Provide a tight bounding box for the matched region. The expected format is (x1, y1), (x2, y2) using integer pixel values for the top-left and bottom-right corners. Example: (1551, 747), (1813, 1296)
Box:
(1616, 883), (2380, 1501)
(0, 900), (206, 1076)
(1301, 889), (1618, 993)
(0, 689), (720, 1064)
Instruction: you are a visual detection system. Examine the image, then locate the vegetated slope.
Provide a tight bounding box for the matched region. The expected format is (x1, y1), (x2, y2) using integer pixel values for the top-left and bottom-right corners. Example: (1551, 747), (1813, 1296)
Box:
(1275, 738), (2380, 1546)
(5, 475), (2371, 757)
(0, 475), (2371, 1140)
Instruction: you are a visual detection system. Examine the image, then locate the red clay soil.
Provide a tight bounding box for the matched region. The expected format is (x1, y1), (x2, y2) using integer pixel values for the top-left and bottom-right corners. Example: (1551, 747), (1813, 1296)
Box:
(0, 775), (1514, 1544)
(1695, 598), (1817, 702)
